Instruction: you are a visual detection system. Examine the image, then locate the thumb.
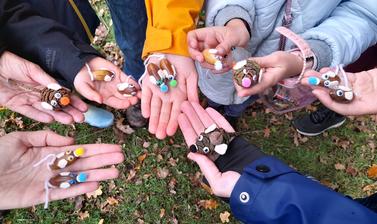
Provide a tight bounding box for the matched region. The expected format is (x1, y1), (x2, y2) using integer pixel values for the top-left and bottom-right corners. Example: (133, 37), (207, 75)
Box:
(27, 63), (57, 86)
(187, 152), (221, 186)
(248, 55), (276, 69)
(312, 89), (338, 111)
(18, 130), (74, 147)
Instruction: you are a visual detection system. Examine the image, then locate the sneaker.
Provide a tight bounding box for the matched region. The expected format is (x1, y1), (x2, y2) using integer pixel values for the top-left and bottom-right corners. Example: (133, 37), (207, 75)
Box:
(84, 105), (114, 128)
(292, 105), (346, 136)
(354, 193), (377, 213)
(125, 102), (148, 128)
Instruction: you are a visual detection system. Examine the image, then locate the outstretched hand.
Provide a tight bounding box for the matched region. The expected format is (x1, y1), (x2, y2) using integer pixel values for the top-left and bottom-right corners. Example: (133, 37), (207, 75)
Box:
(74, 57), (140, 109)
(141, 54), (199, 139)
(0, 51), (87, 124)
(0, 130), (124, 210)
(178, 101), (239, 198)
(301, 68), (377, 116)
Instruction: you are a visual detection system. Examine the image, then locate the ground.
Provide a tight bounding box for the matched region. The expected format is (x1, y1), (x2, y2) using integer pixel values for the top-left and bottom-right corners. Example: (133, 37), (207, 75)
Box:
(2, 1), (377, 223)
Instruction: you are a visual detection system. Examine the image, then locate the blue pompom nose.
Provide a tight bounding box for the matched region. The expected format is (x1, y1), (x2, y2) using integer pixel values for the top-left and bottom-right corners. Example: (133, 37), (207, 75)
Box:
(77, 172), (88, 183)
(160, 84), (169, 93)
(308, 77), (320, 86)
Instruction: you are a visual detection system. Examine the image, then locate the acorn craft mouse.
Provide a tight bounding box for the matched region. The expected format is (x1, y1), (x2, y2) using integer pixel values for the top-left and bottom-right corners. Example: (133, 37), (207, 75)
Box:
(146, 57), (178, 93)
(189, 124), (238, 161)
(233, 59), (263, 88)
(307, 65), (354, 103)
(7, 79), (72, 110)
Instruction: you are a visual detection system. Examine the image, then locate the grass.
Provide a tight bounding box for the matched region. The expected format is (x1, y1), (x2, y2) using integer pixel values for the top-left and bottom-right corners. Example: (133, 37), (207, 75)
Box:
(2, 1), (377, 223)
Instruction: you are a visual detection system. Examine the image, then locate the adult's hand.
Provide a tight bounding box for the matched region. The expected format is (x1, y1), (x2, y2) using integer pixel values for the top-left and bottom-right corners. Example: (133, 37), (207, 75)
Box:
(0, 130), (124, 210)
(301, 68), (377, 116)
(178, 101), (239, 197)
(141, 54), (199, 139)
(0, 51), (87, 124)
(74, 57), (140, 109)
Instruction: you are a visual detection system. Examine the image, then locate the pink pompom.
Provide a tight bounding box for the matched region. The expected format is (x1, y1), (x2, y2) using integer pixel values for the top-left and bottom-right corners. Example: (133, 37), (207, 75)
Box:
(242, 77), (252, 88)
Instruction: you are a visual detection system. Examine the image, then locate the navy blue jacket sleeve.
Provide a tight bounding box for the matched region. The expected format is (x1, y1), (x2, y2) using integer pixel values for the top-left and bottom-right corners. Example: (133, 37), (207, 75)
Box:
(229, 154), (377, 223)
(0, 0), (100, 86)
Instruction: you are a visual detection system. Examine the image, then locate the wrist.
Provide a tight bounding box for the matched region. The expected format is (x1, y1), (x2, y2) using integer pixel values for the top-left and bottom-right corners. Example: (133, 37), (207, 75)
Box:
(226, 19), (250, 46)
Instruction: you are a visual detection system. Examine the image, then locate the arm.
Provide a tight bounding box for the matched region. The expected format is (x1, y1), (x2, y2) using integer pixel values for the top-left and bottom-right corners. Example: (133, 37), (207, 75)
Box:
(302, 0), (377, 67)
(0, 0), (100, 85)
(142, 0), (204, 58)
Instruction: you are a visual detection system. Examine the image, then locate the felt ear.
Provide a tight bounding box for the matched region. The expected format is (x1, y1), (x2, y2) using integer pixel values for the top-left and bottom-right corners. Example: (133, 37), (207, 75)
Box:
(41, 102), (54, 110)
(47, 83), (62, 91)
(204, 124), (217, 134)
(214, 144), (228, 155)
(345, 91), (354, 101)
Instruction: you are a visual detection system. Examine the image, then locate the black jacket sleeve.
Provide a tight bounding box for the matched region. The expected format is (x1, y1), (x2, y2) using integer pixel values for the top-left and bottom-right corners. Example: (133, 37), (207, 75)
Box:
(0, 0), (101, 86)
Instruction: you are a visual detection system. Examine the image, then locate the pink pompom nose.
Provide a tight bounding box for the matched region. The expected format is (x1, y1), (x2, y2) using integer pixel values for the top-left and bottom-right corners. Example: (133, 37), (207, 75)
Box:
(242, 77), (252, 88)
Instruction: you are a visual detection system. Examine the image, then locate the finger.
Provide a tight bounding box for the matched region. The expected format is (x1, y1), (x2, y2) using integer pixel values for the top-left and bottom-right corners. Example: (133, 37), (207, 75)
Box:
(216, 40), (234, 56)
(76, 81), (102, 104)
(13, 105), (54, 123)
(66, 152), (124, 171)
(33, 103), (74, 125)
(83, 167), (120, 181)
(141, 85), (152, 118)
(178, 113), (197, 146)
(49, 182), (99, 202)
(236, 81), (269, 97)
(156, 101), (172, 139)
(28, 65), (57, 86)
(103, 96), (131, 109)
(61, 105), (85, 123)
(18, 130), (74, 147)
(149, 95), (162, 134)
(319, 67), (332, 73)
(312, 89), (348, 115)
(205, 108), (235, 133)
(69, 95), (88, 112)
(180, 101), (205, 135)
(166, 102), (180, 136)
(191, 102), (215, 128)
(187, 152), (221, 187)
(53, 144), (122, 158)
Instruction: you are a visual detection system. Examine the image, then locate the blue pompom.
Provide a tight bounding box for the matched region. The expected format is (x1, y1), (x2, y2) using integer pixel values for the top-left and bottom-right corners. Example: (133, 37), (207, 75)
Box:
(160, 84), (169, 93)
(308, 77), (320, 86)
(77, 173), (88, 183)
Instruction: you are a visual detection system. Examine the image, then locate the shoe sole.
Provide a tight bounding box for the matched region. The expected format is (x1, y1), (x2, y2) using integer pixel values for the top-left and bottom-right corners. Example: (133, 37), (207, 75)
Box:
(295, 119), (346, 137)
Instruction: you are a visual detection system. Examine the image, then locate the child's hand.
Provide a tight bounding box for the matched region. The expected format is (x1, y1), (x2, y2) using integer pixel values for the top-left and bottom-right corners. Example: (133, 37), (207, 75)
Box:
(187, 19), (250, 73)
(74, 57), (140, 109)
(235, 51), (303, 97)
(301, 68), (377, 116)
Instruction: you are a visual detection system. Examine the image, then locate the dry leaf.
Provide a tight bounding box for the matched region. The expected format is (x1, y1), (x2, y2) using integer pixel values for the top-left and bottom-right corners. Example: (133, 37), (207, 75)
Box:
(86, 186), (103, 199)
(138, 153), (147, 163)
(78, 211), (90, 220)
(346, 166), (358, 177)
(367, 164), (377, 179)
(74, 195), (84, 210)
(200, 182), (213, 195)
(263, 128), (271, 138)
(220, 211), (231, 223)
(98, 219), (104, 224)
(143, 142), (151, 148)
(334, 163), (346, 170)
(115, 118), (135, 134)
(157, 167), (170, 179)
(159, 208), (166, 218)
(198, 199), (219, 210)
(363, 182), (377, 196)
(127, 169), (137, 182)
(106, 197), (119, 206)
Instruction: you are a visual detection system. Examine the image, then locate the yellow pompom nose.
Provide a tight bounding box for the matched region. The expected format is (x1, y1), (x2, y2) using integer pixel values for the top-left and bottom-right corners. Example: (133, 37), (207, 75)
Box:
(74, 147), (85, 157)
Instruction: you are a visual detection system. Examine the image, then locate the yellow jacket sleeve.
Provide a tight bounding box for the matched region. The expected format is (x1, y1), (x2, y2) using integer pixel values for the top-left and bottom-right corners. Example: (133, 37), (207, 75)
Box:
(143, 0), (204, 58)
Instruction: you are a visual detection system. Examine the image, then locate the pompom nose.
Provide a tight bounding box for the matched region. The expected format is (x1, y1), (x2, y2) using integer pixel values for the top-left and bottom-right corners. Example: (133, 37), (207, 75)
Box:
(59, 96), (71, 106)
(189, 145), (198, 153)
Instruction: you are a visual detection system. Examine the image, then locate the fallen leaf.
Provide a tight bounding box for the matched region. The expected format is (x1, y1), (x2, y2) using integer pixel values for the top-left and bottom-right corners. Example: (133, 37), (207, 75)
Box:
(157, 167), (170, 179)
(168, 158), (178, 167)
(367, 164), (377, 180)
(78, 211), (90, 220)
(106, 197), (119, 206)
(143, 142), (151, 148)
(127, 169), (137, 182)
(346, 166), (358, 177)
(263, 128), (271, 138)
(363, 182), (377, 196)
(137, 219), (145, 224)
(220, 211), (231, 223)
(74, 195), (84, 211)
(86, 186), (103, 199)
(200, 182), (213, 195)
(159, 208), (166, 218)
(98, 219), (104, 224)
(198, 199), (219, 210)
(334, 163), (346, 170)
(115, 118), (135, 134)
(138, 153), (147, 164)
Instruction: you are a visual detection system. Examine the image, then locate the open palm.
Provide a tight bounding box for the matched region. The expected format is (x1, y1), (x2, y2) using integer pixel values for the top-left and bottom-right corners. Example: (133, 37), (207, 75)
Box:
(0, 131), (124, 210)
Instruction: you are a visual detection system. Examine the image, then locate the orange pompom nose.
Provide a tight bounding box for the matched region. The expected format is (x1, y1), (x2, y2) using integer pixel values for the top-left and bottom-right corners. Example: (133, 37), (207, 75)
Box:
(59, 96), (71, 106)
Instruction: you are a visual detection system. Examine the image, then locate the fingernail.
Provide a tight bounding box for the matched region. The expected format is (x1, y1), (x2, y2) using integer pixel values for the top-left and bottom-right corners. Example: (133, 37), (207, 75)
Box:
(187, 152), (194, 160)
(308, 77), (320, 86)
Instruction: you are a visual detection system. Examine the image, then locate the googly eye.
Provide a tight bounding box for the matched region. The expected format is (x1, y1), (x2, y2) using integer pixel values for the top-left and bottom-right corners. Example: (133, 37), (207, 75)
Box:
(336, 89), (344, 97)
(203, 147), (210, 154)
(198, 135), (204, 141)
(321, 74), (329, 80)
(54, 92), (62, 99)
(324, 80), (330, 87)
(67, 155), (74, 161)
(129, 84), (134, 88)
(65, 150), (72, 155)
(50, 100), (58, 106)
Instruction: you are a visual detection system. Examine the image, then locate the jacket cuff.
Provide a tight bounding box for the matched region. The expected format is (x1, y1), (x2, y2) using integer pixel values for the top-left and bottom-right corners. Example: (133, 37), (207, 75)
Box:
(306, 39), (333, 70)
(229, 156), (297, 223)
(0, 38), (6, 56)
(213, 5), (255, 31)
